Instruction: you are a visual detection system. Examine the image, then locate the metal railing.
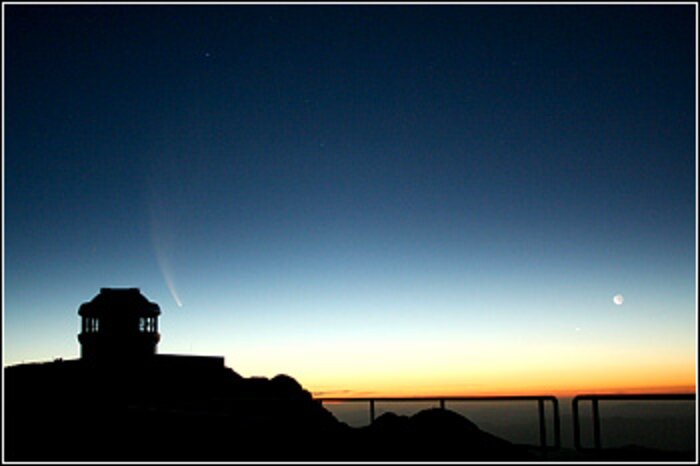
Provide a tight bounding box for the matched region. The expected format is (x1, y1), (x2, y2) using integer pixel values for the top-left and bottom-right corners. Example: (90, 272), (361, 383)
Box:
(572, 393), (696, 452)
(317, 395), (560, 453)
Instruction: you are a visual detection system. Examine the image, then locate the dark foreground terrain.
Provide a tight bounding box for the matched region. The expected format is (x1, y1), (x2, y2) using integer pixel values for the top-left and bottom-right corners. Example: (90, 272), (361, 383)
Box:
(5, 358), (535, 461)
(4, 359), (694, 461)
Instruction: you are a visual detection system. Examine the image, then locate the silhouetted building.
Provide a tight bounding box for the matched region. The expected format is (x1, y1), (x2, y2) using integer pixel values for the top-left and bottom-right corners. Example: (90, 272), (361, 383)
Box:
(78, 288), (161, 362)
(6, 287), (545, 461)
(76, 287), (225, 370)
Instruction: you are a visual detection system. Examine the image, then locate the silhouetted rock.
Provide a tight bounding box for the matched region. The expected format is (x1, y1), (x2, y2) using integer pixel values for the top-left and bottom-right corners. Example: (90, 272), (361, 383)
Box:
(270, 373), (311, 399)
(358, 407), (534, 461)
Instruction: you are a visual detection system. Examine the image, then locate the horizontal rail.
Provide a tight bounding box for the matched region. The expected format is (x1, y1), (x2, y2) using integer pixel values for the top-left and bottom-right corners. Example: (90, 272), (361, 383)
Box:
(316, 395), (560, 453)
(572, 393), (696, 452)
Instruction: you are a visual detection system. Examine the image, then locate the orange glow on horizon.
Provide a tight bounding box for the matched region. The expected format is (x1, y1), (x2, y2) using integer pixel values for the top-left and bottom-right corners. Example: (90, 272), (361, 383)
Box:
(311, 384), (697, 399)
(311, 385), (696, 403)
(305, 366), (696, 399)
(227, 333), (697, 400)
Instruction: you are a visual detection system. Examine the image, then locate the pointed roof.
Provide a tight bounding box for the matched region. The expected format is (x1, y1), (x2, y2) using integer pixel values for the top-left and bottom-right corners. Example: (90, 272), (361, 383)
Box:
(78, 288), (161, 318)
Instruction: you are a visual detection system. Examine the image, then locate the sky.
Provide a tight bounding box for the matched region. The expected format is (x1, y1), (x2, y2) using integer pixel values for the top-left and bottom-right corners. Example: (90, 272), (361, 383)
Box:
(3, 3), (697, 397)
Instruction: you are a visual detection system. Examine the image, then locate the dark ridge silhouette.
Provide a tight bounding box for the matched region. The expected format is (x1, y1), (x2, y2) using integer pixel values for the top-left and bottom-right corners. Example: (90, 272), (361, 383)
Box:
(357, 408), (532, 461)
(2, 289), (532, 461)
(5, 357), (538, 461)
(4, 288), (692, 461)
(4, 288), (537, 461)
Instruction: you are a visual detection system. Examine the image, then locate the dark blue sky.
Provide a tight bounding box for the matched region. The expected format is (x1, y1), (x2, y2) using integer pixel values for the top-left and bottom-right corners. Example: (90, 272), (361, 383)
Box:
(4, 4), (696, 394)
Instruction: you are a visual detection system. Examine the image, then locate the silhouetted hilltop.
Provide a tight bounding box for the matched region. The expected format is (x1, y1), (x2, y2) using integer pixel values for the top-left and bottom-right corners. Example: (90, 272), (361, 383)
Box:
(360, 408), (532, 460)
(5, 358), (533, 461)
(5, 358), (341, 461)
(5, 288), (535, 460)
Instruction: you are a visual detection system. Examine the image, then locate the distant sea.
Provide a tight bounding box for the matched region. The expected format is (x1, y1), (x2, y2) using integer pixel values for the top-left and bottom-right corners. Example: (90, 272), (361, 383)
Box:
(322, 399), (696, 452)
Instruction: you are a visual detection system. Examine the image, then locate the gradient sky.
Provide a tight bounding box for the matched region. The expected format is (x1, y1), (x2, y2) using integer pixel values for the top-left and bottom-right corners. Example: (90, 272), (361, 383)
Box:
(4, 4), (696, 397)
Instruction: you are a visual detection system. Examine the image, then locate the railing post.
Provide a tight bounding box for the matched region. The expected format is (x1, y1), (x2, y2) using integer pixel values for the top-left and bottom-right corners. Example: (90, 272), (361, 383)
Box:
(538, 399), (547, 455)
(570, 393), (695, 453)
(317, 393), (692, 456)
(573, 397), (582, 451)
(592, 398), (601, 450)
(552, 398), (561, 450)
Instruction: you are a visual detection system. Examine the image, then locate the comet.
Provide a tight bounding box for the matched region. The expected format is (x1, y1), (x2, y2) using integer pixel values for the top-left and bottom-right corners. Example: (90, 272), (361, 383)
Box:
(154, 242), (183, 308)
(148, 196), (183, 308)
